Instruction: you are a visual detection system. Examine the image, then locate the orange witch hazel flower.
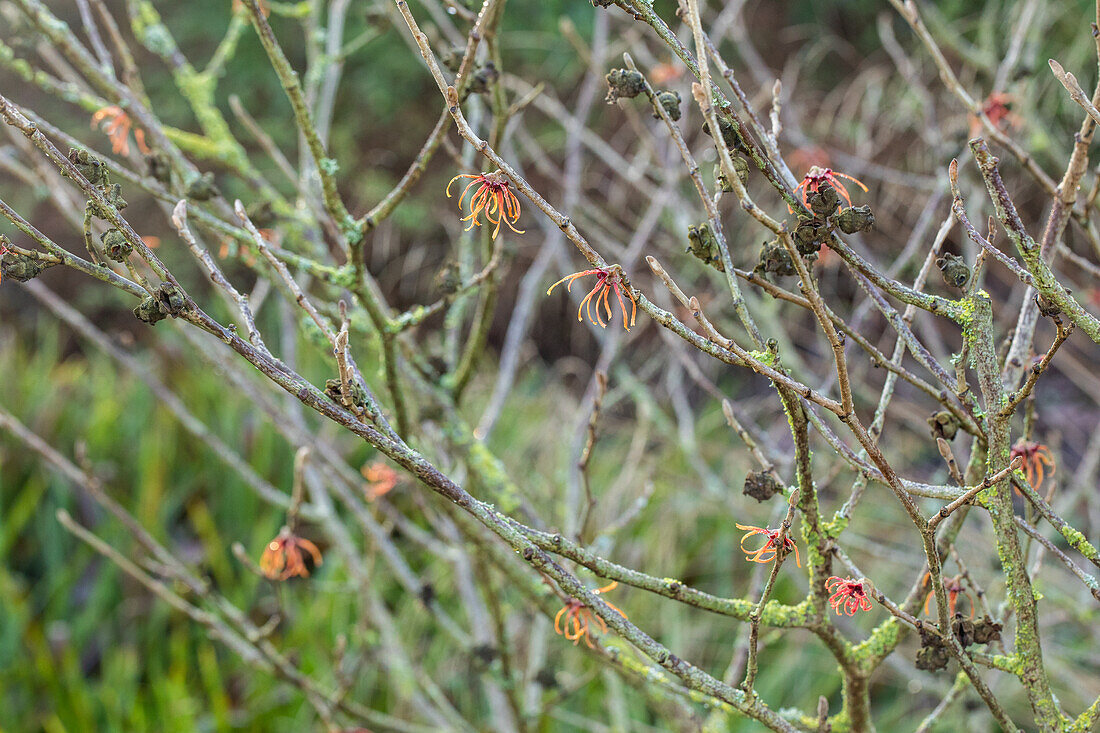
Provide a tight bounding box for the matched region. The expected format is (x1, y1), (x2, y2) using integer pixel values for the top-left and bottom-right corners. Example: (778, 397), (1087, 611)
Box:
(970, 92), (1020, 137)
(259, 527), (323, 580)
(825, 576), (873, 616)
(554, 581), (626, 648)
(1010, 439), (1056, 492)
(736, 523), (800, 567)
(546, 266), (637, 331)
(361, 460), (399, 501)
(921, 573), (974, 619)
(447, 170), (524, 239)
(91, 106), (150, 156)
(792, 166), (867, 212)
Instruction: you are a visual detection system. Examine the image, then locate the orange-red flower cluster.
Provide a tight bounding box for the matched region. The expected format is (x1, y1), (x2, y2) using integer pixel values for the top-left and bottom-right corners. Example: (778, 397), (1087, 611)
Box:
(447, 171), (524, 239)
(362, 460), (399, 501)
(546, 267), (637, 331)
(260, 527), (323, 580)
(793, 166), (867, 211)
(826, 576), (873, 616)
(1010, 439), (1056, 492)
(553, 581), (626, 648)
(922, 573), (974, 619)
(92, 106), (149, 157)
(970, 92), (1019, 137)
(736, 523), (800, 567)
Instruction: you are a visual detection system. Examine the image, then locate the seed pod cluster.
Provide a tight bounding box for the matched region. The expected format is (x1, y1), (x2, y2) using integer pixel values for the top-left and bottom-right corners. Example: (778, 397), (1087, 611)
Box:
(927, 410), (960, 441)
(132, 283), (186, 326)
(604, 69), (645, 103)
(101, 228), (132, 263)
(469, 62), (499, 96)
(68, 148), (129, 219)
(915, 627), (948, 672)
(0, 244), (54, 282)
(146, 151), (173, 185)
(325, 378), (368, 411)
(686, 223), (724, 272)
(185, 172), (219, 202)
(755, 238), (796, 278)
(714, 158), (749, 193)
(936, 253), (971, 290)
(743, 470), (782, 502)
(654, 90), (682, 121)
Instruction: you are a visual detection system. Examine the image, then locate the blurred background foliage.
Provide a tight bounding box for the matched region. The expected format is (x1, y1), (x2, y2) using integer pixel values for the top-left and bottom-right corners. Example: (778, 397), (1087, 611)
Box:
(2, 0), (1100, 730)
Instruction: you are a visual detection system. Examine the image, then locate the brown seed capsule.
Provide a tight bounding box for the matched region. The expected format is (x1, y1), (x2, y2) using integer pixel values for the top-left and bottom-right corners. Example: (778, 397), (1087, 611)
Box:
(953, 613), (976, 647)
(245, 200), (277, 230)
(743, 470), (782, 502)
(68, 148), (109, 186)
(0, 247), (51, 282)
(469, 62), (499, 95)
(927, 410), (960, 441)
(972, 616), (1003, 645)
(605, 69), (645, 103)
(440, 47), (463, 73)
(701, 106), (749, 154)
(1034, 291), (1064, 318)
(915, 628), (949, 672)
(324, 378), (367, 411)
(185, 172), (219, 202)
(155, 283), (186, 315)
(836, 205), (875, 234)
(89, 183), (127, 219)
(145, 151), (172, 184)
(653, 90), (682, 121)
(756, 239), (796, 277)
(794, 216), (826, 255)
(133, 295), (169, 325)
(936, 253), (971, 289)
(434, 261), (461, 294)
(714, 157), (749, 192)
(101, 228), (132, 262)
(686, 222), (724, 271)
(807, 183), (840, 217)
